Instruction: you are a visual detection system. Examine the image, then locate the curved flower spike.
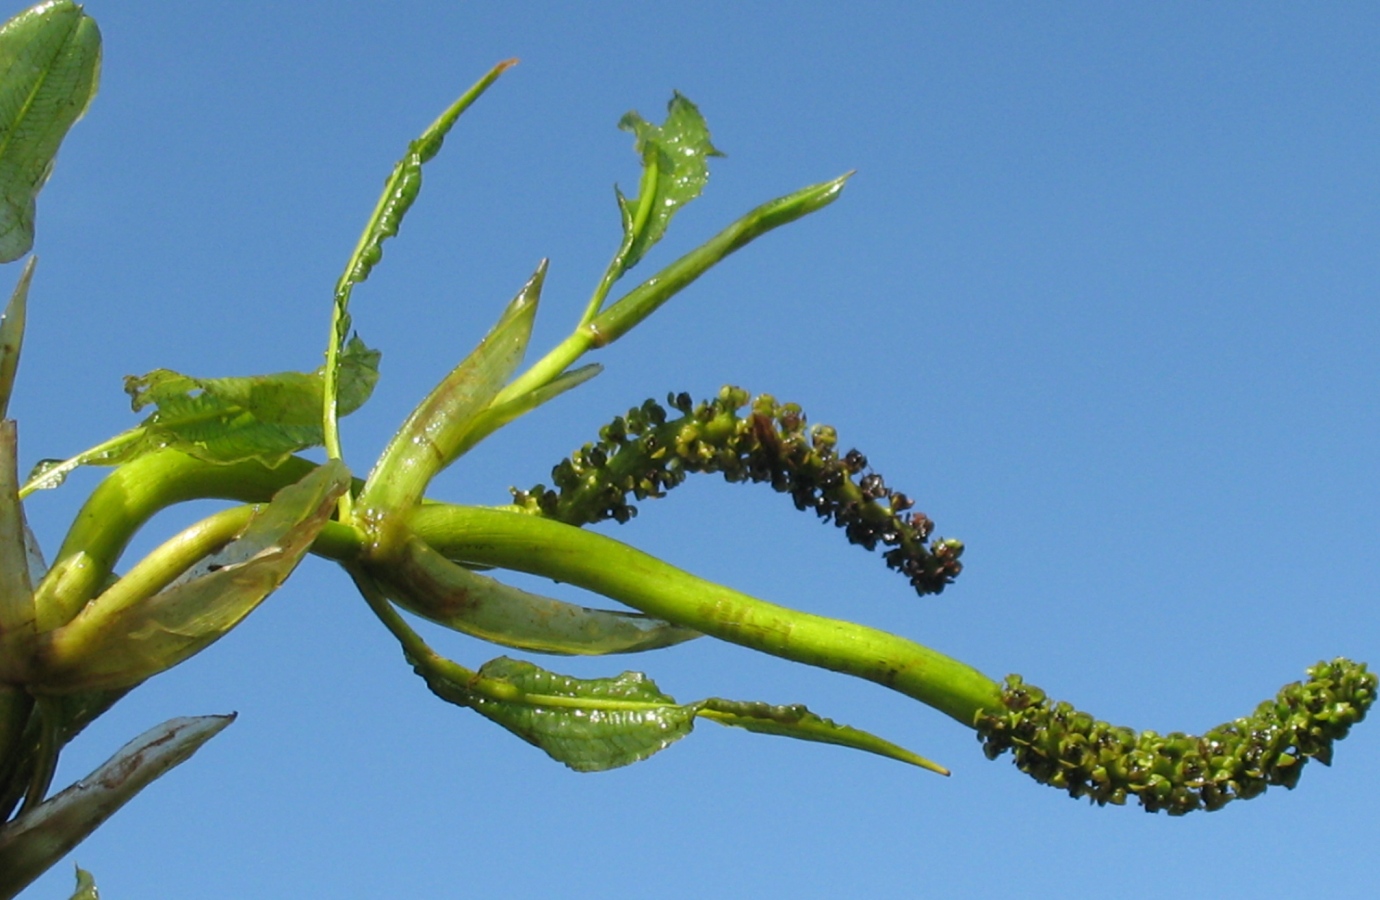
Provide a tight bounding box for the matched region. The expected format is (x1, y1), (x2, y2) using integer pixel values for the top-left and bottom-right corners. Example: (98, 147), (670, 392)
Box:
(511, 387), (963, 595)
(976, 659), (1376, 814)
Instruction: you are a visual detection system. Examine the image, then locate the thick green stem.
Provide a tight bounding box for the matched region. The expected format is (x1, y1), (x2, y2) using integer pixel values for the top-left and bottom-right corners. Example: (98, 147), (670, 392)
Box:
(37, 451), (999, 726)
(33, 451), (318, 630)
(407, 504), (1002, 726)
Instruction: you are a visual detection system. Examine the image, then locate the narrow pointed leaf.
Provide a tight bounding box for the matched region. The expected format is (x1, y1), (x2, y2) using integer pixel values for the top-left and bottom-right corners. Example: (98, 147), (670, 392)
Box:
(323, 59), (515, 461)
(695, 698), (948, 775)
(0, 255), (34, 416)
(0, 0), (101, 263)
(332, 59), (516, 302)
(0, 714), (232, 900)
(20, 427), (142, 495)
(33, 461), (349, 692)
(448, 362), (601, 460)
(425, 656), (694, 772)
(359, 263), (542, 519)
(383, 537), (699, 655)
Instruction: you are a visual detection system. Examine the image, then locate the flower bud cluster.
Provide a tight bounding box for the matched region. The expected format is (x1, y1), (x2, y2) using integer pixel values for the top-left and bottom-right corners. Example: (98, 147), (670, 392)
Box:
(974, 658), (1376, 814)
(510, 386), (963, 595)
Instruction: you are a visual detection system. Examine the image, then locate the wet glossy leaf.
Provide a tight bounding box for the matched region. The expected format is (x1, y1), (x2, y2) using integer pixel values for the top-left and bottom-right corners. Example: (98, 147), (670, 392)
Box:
(0, 715), (231, 900)
(33, 461), (349, 692)
(358, 263), (540, 515)
(0, 1), (100, 263)
(119, 335), (379, 467)
(614, 92), (721, 275)
(383, 538), (699, 655)
(427, 656), (694, 772)
(449, 362), (601, 459)
(20, 337), (376, 494)
(422, 655), (939, 775)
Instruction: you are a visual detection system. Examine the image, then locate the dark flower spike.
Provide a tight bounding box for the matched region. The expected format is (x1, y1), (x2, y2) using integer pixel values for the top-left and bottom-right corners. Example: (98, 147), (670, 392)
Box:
(975, 659), (1376, 814)
(510, 386), (963, 595)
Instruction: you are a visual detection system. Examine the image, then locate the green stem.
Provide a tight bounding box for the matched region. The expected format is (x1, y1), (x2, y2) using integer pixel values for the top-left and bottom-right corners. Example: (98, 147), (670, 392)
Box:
(38, 450), (998, 726)
(492, 174), (851, 409)
(32, 451), (319, 630)
(76, 505), (256, 623)
(323, 59), (517, 516)
(407, 504), (1002, 726)
(579, 153), (660, 327)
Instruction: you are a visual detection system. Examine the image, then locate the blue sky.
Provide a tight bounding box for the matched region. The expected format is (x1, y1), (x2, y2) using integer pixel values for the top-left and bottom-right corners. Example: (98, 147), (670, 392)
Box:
(14, 2), (1379, 897)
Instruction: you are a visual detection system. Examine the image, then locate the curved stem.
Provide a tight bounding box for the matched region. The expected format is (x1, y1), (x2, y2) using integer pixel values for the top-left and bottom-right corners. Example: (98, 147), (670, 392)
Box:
(33, 451), (319, 630)
(36, 450), (1000, 727)
(407, 504), (1002, 726)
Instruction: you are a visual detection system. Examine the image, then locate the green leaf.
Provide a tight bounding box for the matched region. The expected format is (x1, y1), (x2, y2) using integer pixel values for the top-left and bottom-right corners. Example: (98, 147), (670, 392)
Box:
(33, 461), (349, 692)
(445, 362), (601, 461)
(21, 337), (378, 494)
(426, 656), (695, 772)
(419, 655), (941, 775)
(0, 0), (100, 263)
(0, 255), (34, 417)
(357, 262), (540, 520)
(68, 867), (98, 900)
(381, 537), (699, 655)
(613, 92), (722, 275)
(323, 60), (515, 465)
(0, 715), (231, 900)
(696, 698), (949, 775)
(121, 335), (380, 467)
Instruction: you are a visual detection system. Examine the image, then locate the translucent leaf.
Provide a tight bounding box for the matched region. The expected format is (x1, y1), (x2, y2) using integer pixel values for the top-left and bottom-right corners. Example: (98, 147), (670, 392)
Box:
(358, 263), (540, 515)
(33, 461), (350, 692)
(0, 1), (101, 263)
(448, 362), (601, 460)
(68, 867), (98, 900)
(119, 335), (379, 468)
(19, 338), (375, 495)
(614, 92), (722, 275)
(427, 656), (695, 772)
(0, 715), (232, 900)
(383, 537), (699, 655)
(696, 698), (948, 774)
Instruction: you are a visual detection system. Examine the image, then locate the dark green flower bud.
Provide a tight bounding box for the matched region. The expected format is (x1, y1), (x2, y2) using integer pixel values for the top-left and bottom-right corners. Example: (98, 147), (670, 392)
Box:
(975, 659), (1376, 814)
(510, 387), (964, 596)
